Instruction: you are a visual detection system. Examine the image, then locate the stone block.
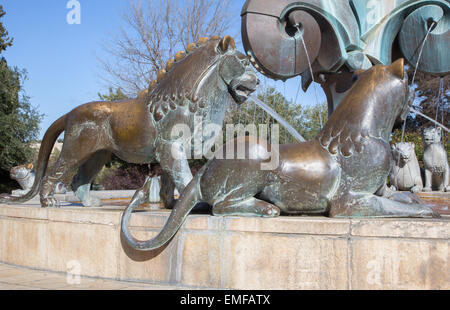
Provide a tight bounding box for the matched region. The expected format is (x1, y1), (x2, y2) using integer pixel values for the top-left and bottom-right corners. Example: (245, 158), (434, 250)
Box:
(0, 217), (48, 269)
(0, 205), (48, 220)
(118, 229), (179, 284)
(127, 211), (170, 228)
(351, 218), (450, 239)
(178, 232), (221, 288)
(222, 232), (349, 290)
(46, 221), (119, 279)
(351, 238), (449, 290)
(224, 216), (350, 235)
(47, 207), (122, 226)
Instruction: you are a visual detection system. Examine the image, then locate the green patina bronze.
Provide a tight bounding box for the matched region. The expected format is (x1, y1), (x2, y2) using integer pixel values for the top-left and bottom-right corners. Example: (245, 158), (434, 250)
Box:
(241, 0), (449, 113)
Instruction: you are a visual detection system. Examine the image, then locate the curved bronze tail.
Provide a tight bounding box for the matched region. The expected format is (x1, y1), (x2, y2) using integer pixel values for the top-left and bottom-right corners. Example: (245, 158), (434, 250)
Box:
(0, 114), (67, 204)
(121, 173), (203, 251)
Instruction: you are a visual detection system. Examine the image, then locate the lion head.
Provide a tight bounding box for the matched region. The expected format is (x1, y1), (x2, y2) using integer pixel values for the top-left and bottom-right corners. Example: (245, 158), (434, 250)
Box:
(10, 163), (33, 180)
(422, 127), (442, 147)
(392, 142), (415, 166)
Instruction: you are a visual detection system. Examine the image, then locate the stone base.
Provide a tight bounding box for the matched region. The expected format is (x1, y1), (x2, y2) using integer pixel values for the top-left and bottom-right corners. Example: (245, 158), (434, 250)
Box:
(0, 199), (448, 290)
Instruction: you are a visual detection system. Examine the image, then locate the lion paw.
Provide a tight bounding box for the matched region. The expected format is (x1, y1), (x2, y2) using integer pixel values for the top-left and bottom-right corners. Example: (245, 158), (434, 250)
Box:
(262, 205), (281, 217)
(411, 186), (421, 194)
(41, 197), (60, 208)
(0, 193), (13, 200)
(84, 196), (102, 208)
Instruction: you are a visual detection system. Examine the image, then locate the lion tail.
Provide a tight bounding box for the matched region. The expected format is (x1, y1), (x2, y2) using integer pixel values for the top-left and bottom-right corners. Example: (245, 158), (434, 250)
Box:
(121, 172), (203, 251)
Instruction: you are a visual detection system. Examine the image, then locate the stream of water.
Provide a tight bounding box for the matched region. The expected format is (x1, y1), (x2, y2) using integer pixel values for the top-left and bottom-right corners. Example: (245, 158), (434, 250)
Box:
(250, 95), (306, 142)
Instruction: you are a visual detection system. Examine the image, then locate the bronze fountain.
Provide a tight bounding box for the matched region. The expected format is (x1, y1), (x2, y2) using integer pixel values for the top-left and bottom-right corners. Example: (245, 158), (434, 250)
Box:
(0, 1), (447, 254)
(121, 59), (440, 251)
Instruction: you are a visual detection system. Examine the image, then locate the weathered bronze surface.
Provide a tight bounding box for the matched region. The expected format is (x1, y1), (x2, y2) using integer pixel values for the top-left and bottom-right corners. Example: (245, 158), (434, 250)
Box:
(241, 0), (450, 114)
(122, 59), (439, 251)
(0, 36), (259, 208)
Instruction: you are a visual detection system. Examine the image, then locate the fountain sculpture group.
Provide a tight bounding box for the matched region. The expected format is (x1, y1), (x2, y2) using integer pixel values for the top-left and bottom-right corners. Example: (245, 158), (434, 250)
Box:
(0, 1), (449, 253)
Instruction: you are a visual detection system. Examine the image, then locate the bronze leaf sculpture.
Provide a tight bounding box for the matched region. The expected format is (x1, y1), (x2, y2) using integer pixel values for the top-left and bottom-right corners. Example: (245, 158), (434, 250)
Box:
(122, 59), (439, 252)
(0, 36), (259, 208)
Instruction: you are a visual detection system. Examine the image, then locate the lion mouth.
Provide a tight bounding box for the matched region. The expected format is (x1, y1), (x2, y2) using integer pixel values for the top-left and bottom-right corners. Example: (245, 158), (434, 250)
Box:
(230, 75), (258, 104)
(235, 85), (254, 98)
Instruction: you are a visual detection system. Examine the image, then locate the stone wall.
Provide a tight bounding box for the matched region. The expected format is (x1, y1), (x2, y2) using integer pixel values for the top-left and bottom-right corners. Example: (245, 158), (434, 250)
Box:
(0, 202), (448, 289)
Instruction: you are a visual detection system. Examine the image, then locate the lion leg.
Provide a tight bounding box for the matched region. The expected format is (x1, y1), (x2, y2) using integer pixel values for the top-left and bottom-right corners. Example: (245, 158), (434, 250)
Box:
(71, 150), (111, 207)
(423, 169), (433, 192)
(213, 197), (280, 218)
(40, 126), (109, 208)
(156, 141), (193, 205)
(441, 166), (449, 192)
(159, 171), (176, 209)
(329, 193), (438, 218)
(40, 155), (77, 208)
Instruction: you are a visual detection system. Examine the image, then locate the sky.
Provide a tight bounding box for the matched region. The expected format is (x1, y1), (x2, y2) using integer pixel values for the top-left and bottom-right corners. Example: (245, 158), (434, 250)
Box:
(2, 0), (325, 139)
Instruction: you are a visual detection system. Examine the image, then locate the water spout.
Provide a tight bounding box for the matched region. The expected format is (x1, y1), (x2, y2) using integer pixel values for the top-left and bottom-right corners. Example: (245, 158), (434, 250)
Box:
(249, 95), (306, 142)
(410, 107), (450, 133)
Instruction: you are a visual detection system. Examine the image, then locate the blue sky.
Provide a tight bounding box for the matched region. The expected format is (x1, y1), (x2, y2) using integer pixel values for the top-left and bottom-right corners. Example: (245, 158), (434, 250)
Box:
(2, 0), (325, 139)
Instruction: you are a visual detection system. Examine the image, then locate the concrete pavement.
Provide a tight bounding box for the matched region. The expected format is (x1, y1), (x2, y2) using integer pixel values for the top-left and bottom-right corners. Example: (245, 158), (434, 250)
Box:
(0, 262), (188, 290)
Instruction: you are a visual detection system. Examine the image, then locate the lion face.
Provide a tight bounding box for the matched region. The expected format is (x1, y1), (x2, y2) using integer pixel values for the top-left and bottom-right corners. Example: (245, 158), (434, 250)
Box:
(392, 142), (415, 165)
(10, 163), (33, 180)
(423, 127), (442, 146)
(218, 50), (259, 104)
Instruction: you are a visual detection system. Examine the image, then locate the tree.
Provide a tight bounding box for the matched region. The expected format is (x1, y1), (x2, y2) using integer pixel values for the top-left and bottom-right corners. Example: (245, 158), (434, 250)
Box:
(226, 86), (328, 144)
(406, 68), (449, 131)
(390, 68), (449, 165)
(0, 7), (43, 192)
(99, 0), (232, 96)
(0, 5), (13, 53)
(97, 87), (128, 101)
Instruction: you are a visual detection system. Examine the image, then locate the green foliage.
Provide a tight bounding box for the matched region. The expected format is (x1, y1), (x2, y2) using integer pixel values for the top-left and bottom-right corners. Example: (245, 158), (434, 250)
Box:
(0, 61), (43, 192)
(225, 86), (327, 144)
(391, 129), (450, 166)
(393, 68), (449, 164)
(0, 6), (42, 192)
(98, 87), (128, 101)
(406, 67), (449, 131)
(0, 6), (13, 54)
(299, 101), (328, 141)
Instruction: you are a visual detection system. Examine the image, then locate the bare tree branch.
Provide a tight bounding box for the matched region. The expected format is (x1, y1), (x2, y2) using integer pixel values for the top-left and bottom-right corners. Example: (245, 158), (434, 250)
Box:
(98, 0), (232, 96)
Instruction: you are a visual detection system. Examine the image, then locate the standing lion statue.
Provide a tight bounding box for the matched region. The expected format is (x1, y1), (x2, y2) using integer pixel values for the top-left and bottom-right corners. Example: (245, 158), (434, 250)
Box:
(0, 36), (258, 208)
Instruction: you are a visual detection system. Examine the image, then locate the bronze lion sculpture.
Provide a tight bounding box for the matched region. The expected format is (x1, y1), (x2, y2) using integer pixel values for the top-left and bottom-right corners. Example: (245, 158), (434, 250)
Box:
(0, 36), (259, 208)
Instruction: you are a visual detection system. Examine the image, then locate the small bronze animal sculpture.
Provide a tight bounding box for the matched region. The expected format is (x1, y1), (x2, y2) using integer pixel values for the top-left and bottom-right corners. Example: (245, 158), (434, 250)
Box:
(8, 164), (36, 197)
(3, 164), (66, 197)
(0, 36), (258, 208)
(389, 142), (423, 193)
(422, 127), (450, 192)
(122, 59), (438, 251)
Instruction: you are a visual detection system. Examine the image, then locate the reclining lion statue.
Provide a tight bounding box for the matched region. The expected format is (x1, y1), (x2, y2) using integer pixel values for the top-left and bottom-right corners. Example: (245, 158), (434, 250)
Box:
(389, 142), (423, 193)
(0, 36), (258, 208)
(8, 163), (67, 197)
(121, 59), (438, 251)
